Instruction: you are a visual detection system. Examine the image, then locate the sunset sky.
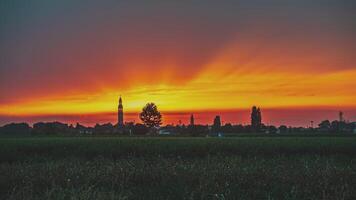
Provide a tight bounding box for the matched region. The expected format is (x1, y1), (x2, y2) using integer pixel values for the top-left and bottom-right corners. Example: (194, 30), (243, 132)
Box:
(1, 0), (355, 126)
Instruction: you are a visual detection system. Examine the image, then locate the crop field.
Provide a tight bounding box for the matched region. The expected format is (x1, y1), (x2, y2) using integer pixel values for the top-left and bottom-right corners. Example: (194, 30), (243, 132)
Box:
(1, 136), (356, 199)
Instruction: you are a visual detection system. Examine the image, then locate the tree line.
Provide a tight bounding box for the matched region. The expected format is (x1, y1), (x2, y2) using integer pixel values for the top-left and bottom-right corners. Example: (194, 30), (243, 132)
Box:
(0, 103), (355, 136)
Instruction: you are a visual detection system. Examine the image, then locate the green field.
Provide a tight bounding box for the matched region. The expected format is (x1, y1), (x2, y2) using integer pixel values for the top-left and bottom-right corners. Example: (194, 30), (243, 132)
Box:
(1, 137), (356, 199)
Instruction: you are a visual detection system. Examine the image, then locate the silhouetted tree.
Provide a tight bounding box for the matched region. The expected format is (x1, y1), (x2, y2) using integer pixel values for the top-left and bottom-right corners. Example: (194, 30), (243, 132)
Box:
(318, 120), (331, 132)
(32, 122), (69, 135)
(0, 123), (31, 135)
(330, 120), (346, 133)
(132, 123), (149, 135)
(267, 125), (277, 134)
(257, 108), (262, 125)
(233, 124), (245, 133)
(221, 123), (234, 133)
(194, 125), (210, 136)
(212, 115), (221, 133)
(278, 125), (288, 133)
(75, 123), (91, 134)
(94, 123), (114, 134)
(251, 106), (262, 131)
(187, 114), (197, 136)
(330, 120), (338, 133)
(140, 103), (162, 128)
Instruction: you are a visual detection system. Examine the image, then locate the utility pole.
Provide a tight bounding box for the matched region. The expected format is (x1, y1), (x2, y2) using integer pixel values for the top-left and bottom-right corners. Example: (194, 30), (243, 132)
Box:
(339, 111), (344, 122)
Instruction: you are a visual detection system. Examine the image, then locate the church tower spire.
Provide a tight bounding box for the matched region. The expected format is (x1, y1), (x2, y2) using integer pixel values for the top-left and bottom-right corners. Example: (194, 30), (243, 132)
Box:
(190, 114), (194, 126)
(118, 96), (124, 127)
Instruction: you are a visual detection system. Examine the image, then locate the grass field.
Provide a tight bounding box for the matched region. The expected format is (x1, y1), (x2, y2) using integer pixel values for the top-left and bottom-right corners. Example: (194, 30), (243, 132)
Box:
(1, 136), (356, 199)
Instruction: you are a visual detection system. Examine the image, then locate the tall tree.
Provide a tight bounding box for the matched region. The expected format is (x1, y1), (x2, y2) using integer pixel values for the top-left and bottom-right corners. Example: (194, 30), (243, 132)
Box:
(212, 115), (221, 133)
(139, 103), (162, 128)
(257, 107), (262, 126)
(251, 106), (262, 131)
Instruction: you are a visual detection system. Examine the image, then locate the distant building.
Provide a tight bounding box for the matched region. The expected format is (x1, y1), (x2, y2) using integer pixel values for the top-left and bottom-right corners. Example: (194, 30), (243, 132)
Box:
(190, 114), (194, 126)
(158, 127), (176, 135)
(352, 122), (356, 134)
(339, 111), (344, 122)
(118, 96), (124, 127)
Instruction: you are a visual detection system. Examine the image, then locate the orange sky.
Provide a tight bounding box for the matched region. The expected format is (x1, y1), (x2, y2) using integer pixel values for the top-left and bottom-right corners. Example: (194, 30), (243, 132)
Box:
(0, 1), (355, 126)
(1, 58), (355, 117)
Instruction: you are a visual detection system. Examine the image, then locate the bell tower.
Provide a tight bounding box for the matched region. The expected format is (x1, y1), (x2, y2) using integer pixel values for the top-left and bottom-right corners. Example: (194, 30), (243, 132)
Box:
(118, 96), (124, 126)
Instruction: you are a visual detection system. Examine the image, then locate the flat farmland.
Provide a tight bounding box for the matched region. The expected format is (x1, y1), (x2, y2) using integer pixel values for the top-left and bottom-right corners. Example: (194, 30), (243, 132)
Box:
(1, 137), (356, 199)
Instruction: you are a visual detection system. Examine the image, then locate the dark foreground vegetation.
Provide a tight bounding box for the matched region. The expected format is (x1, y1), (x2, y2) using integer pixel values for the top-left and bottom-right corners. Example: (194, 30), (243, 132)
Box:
(1, 137), (356, 199)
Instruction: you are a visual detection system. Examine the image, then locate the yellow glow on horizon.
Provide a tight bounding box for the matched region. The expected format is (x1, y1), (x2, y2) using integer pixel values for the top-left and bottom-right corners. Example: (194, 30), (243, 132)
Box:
(1, 67), (355, 116)
(1, 36), (355, 116)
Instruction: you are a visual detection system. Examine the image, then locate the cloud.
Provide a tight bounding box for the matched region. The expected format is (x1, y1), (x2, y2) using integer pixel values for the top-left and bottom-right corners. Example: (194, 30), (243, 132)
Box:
(0, 0), (355, 109)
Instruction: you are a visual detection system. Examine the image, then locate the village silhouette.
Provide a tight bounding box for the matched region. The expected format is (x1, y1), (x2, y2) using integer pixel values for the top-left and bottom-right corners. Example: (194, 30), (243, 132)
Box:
(1, 96), (355, 136)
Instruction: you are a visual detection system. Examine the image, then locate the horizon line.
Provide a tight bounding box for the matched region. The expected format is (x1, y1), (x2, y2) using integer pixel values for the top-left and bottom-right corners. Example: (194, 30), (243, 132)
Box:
(2, 105), (356, 117)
